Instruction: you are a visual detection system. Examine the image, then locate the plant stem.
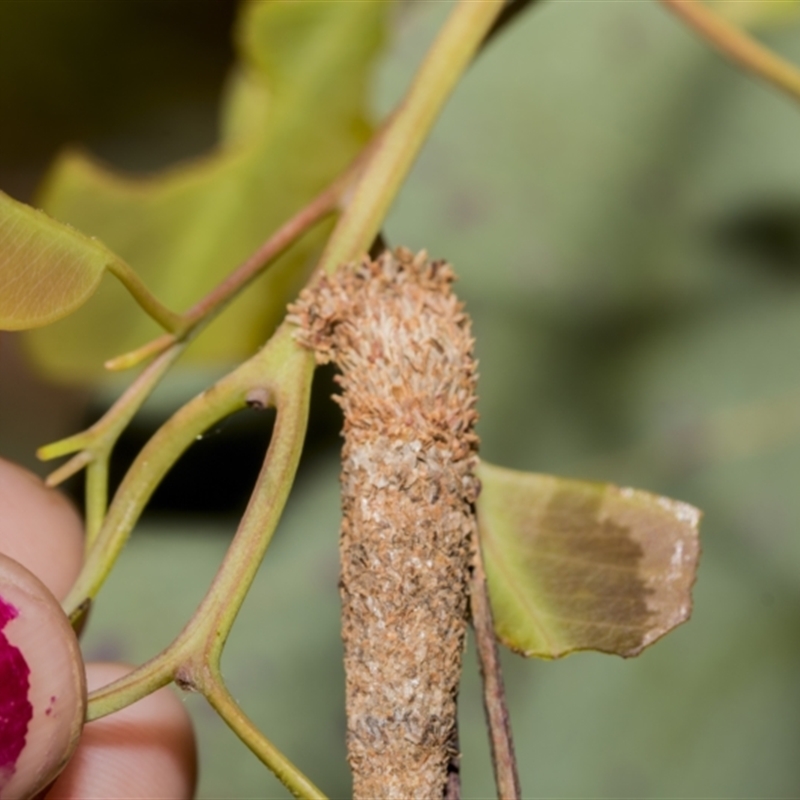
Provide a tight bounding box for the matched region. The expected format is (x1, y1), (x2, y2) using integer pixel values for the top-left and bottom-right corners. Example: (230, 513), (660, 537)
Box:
(84, 458), (109, 547)
(201, 674), (327, 800)
(41, 346), (179, 549)
(318, 0), (506, 276)
(84, 330), (318, 795)
(60, 324), (308, 614)
(470, 530), (521, 800)
(85, 326), (310, 700)
(42, 164), (336, 530)
(180, 172), (349, 328)
(103, 156), (358, 373)
(106, 259), (183, 333)
(104, 333), (176, 372)
(39, 343), (185, 467)
(177, 326), (311, 661)
(60, 350), (254, 614)
(39, 342), (185, 548)
(42, 449), (92, 489)
(67, 0), (505, 582)
(86, 648), (177, 721)
(88, 642), (325, 799)
(661, 0), (800, 103)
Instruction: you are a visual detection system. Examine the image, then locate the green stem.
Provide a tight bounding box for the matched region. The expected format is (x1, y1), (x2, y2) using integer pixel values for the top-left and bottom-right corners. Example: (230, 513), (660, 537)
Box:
(183, 329), (312, 658)
(318, 0), (507, 275)
(40, 343), (184, 464)
(39, 342), (185, 548)
(660, 0), (800, 103)
(86, 647), (178, 721)
(85, 326), (311, 713)
(104, 333), (176, 372)
(201, 673), (327, 800)
(104, 161), (352, 373)
(42, 449), (92, 488)
(61, 359), (247, 613)
(84, 458), (109, 548)
(180, 169), (351, 328)
(60, 326), (307, 617)
(106, 258), (183, 333)
(90, 653), (322, 798)
(85, 335), (317, 796)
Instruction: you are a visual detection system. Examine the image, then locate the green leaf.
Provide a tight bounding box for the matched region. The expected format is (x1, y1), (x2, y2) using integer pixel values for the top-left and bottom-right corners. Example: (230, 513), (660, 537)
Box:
(476, 460), (701, 659)
(27, 0), (387, 381)
(0, 189), (114, 330)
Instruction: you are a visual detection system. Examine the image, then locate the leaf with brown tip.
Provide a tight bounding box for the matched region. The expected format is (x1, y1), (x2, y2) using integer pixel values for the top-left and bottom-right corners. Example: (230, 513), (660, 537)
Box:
(476, 461), (701, 659)
(0, 190), (115, 330)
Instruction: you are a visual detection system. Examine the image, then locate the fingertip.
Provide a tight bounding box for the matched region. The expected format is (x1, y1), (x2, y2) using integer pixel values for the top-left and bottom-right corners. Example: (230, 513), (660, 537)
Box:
(0, 553), (86, 800)
(47, 663), (197, 800)
(0, 458), (83, 601)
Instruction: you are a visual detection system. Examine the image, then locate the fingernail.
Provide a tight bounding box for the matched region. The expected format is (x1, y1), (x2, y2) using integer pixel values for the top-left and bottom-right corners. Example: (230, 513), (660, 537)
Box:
(0, 554), (85, 800)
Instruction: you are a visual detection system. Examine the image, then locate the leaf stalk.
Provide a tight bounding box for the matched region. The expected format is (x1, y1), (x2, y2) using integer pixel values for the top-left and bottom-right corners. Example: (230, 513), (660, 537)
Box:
(201, 675), (328, 800)
(39, 342), (186, 548)
(103, 158), (355, 373)
(84, 328), (316, 796)
(470, 530), (522, 800)
(106, 259), (184, 333)
(661, 0), (800, 103)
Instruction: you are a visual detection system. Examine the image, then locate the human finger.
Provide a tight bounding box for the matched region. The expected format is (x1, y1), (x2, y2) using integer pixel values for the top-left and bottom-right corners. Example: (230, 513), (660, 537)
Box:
(46, 662), (197, 800)
(0, 458), (83, 601)
(0, 553), (86, 800)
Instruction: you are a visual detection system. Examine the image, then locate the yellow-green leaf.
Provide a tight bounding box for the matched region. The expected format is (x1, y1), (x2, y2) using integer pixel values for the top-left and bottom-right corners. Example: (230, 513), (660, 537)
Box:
(0, 189), (116, 330)
(477, 461), (701, 659)
(28, 0), (387, 381)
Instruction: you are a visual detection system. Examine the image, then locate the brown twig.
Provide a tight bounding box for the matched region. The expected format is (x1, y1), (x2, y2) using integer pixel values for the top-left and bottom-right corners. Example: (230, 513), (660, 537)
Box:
(660, 0), (800, 104)
(470, 527), (522, 800)
(181, 181), (343, 327)
(104, 142), (379, 372)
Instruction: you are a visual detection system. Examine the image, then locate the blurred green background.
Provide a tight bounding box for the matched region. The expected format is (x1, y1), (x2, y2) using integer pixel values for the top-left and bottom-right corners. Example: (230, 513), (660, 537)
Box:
(3, 1), (800, 797)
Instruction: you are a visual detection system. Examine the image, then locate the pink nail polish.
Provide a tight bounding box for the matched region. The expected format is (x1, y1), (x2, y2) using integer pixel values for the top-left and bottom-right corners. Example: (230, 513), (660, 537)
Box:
(0, 597), (33, 792)
(0, 555), (86, 799)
